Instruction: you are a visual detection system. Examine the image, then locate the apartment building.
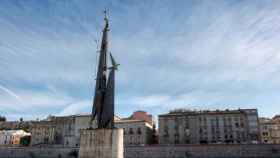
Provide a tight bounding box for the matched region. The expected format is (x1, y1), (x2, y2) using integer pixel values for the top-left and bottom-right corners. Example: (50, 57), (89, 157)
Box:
(158, 109), (260, 144)
(260, 117), (280, 144)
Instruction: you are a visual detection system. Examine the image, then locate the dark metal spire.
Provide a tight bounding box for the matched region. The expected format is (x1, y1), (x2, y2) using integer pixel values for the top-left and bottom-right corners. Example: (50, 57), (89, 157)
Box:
(91, 11), (117, 129)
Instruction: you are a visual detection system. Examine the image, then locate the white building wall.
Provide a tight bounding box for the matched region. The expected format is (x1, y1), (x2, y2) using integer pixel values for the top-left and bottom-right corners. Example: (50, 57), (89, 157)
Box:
(0, 130), (30, 146)
(115, 121), (152, 145)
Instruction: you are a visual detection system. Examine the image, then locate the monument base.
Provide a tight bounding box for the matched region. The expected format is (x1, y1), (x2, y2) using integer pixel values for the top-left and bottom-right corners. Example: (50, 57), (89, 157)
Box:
(79, 128), (124, 158)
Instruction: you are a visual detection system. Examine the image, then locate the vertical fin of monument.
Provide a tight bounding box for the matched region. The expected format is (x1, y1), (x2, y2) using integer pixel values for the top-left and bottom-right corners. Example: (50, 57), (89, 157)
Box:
(102, 67), (115, 128)
(102, 53), (118, 128)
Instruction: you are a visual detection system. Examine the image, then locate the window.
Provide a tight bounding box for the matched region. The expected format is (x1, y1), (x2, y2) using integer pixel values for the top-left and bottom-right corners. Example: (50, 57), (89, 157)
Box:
(235, 123), (239, 128)
(199, 128), (203, 134)
(164, 126), (169, 137)
(137, 128), (142, 135)
(174, 125), (179, 131)
(174, 134), (179, 144)
(185, 117), (189, 128)
(262, 132), (268, 136)
(129, 128), (134, 134)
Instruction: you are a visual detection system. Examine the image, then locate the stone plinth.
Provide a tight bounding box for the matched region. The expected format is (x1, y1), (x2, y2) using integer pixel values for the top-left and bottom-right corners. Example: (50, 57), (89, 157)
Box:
(79, 128), (123, 158)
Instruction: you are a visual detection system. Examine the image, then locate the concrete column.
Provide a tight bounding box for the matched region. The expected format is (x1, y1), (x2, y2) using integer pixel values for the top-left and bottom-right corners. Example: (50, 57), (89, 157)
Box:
(79, 128), (123, 158)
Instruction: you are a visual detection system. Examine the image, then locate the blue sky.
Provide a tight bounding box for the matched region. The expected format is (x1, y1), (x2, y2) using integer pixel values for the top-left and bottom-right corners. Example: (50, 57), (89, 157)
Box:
(0, 0), (280, 121)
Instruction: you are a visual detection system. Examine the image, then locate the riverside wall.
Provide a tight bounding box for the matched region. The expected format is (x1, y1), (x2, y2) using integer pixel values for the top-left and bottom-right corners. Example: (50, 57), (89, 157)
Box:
(125, 144), (280, 158)
(0, 144), (280, 158)
(0, 147), (78, 158)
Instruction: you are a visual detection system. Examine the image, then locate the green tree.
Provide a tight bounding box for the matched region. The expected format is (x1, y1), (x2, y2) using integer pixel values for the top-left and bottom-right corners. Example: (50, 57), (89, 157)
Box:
(151, 124), (158, 144)
(20, 136), (31, 146)
(0, 116), (6, 122)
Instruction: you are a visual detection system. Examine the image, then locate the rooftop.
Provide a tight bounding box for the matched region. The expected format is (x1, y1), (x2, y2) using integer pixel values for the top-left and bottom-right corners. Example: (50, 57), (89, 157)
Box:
(159, 108), (257, 117)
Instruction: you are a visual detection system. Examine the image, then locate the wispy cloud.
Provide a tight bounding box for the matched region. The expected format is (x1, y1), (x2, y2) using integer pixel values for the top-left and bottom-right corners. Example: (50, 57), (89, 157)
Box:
(0, 84), (22, 102)
(57, 100), (91, 116)
(0, 0), (280, 120)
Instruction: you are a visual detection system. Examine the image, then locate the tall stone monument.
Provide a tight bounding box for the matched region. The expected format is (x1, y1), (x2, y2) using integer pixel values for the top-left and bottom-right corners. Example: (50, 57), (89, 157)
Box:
(79, 11), (123, 158)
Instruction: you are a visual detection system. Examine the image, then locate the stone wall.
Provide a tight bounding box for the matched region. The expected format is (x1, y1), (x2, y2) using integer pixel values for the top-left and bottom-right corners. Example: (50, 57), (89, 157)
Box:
(125, 144), (280, 158)
(0, 144), (280, 158)
(0, 147), (78, 158)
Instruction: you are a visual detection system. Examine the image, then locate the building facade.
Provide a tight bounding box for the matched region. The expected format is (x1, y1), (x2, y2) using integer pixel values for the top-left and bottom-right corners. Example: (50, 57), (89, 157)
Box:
(30, 115), (91, 147)
(260, 117), (280, 144)
(0, 130), (30, 146)
(158, 109), (260, 144)
(115, 119), (153, 145)
(31, 121), (54, 145)
(30, 112), (153, 147)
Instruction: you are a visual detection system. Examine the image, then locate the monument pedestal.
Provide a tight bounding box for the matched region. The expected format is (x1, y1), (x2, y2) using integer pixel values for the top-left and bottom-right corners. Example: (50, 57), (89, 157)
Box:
(79, 128), (124, 158)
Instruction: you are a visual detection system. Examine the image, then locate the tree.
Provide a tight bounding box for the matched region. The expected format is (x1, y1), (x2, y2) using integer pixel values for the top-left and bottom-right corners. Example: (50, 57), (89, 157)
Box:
(150, 124), (158, 144)
(0, 116), (6, 122)
(20, 136), (31, 146)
